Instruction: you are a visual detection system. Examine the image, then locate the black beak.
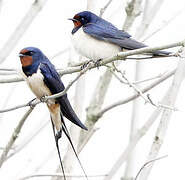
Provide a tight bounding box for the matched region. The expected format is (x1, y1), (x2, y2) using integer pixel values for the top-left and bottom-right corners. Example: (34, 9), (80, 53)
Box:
(68, 18), (78, 22)
(19, 53), (25, 57)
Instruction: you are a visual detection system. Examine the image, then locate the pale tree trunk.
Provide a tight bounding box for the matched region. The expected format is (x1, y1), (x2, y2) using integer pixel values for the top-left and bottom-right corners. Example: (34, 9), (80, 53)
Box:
(123, 1), (165, 179)
(103, 85), (173, 180)
(137, 48), (185, 180)
(0, 0), (48, 64)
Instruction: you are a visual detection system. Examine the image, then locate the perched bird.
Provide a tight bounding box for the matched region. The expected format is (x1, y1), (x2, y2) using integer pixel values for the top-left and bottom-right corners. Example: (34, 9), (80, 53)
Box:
(19, 47), (88, 180)
(69, 11), (170, 61)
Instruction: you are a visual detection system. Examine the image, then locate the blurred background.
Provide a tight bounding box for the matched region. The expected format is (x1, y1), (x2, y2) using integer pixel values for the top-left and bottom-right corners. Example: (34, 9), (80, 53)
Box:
(0, 0), (185, 180)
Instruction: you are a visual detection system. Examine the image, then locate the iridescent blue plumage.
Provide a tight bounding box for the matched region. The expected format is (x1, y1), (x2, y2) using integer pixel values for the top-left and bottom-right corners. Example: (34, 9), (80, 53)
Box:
(70, 11), (170, 59)
(19, 47), (88, 180)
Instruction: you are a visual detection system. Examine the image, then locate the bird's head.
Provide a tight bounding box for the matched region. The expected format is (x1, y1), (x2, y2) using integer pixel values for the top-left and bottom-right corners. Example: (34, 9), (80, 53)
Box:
(69, 11), (98, 34)
(19, 47), (44, 67)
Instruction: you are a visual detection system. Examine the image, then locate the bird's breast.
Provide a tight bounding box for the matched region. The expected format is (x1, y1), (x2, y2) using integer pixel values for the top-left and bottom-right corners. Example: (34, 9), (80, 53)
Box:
(71, 28), (121, 60)
(48, 103), (61, 132)
(26, 70), (52, 99)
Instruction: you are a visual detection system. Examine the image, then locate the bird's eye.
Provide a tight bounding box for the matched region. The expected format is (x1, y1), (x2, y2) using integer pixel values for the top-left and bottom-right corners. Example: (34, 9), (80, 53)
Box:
(24, 51), (34, 56)
(80, 17), (85, 21)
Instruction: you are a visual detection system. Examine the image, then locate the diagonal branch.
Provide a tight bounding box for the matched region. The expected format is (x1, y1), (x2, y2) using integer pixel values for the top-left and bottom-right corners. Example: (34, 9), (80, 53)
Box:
(99, 0), (114, 17)
(103, 86), (172, 180)
(0, 107), (35, 168)
(98, 68), (175, 117)
(0, 0), (48, 64)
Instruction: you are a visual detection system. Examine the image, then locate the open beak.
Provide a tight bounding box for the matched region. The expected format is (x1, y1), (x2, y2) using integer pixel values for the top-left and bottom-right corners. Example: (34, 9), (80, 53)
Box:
(68, 18), (78, 22)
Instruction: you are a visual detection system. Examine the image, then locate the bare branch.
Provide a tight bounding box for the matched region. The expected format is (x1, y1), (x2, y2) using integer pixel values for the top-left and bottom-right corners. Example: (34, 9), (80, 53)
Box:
(0, 0), (48, 64)
(0, 40), (183, 84)
(0, 68), (175, 115)
(99, 0), (114, 17)
(98, 69), (175, 117)
(112, 64), (151, 104)
(0, 99), (40, 113)
(7, 118), (49, 160)
(0, 107), (35, 167)
(137, 47), (185, 180)
(0, 103), (29, 113)
(19, 173), (107, 180)
(123, 0), (143, 31)
(103, 87), (171, 180)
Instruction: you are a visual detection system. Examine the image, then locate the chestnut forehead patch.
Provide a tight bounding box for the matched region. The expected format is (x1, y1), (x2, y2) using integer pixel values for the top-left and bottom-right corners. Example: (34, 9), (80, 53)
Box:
(74, 14), (80, 20)
(20, 49), (29, 54)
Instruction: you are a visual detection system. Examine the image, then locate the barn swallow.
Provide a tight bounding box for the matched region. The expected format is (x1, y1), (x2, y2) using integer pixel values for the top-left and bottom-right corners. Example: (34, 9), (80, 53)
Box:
(19, 47), (88, 179)
(69, 11), (170, 61)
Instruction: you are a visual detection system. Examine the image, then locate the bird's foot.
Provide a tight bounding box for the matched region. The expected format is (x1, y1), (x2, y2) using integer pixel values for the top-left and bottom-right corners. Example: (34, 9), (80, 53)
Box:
(55, 129), (62, 141)
(80, 60), (93, 70)
(28, 98), (37, 108)
(94, 59), (102, 69)
(40, 96), (46, 103)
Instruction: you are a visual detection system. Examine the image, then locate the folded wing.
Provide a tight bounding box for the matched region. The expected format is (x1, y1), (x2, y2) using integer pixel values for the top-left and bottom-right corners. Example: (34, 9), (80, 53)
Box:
(40, 62), (87, 130)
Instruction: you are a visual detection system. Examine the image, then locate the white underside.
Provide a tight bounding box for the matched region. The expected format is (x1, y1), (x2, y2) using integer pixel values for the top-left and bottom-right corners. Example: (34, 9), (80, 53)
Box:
(71, 28), (121, 60)
(25, 69), (61, 132)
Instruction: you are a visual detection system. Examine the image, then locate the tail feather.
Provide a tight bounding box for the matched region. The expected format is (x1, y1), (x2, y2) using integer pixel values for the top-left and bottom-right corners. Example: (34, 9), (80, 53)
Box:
(116, 38), (171, 56)
(50, 119), (66, 180)
(62, 121), (88, 180)
(152, 50), (171, 56)
(59, 96), (88, 130)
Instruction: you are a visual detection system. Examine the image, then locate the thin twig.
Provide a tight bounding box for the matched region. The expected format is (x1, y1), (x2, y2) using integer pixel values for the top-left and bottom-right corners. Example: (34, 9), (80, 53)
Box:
(133, 72), (167, 84)
(109, 66), (168, 85)
(98, 69), (175, 117)
(112, 63), (151, 104)
(111, 64), (177, 111)
(135, 155), (168, 180)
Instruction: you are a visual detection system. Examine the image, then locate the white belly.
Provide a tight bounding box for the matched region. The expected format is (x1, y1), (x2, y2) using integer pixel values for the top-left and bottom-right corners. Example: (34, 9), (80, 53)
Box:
(71, 28), (121, 60)
(26, 70), (52, 99)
